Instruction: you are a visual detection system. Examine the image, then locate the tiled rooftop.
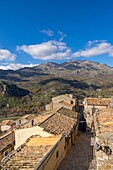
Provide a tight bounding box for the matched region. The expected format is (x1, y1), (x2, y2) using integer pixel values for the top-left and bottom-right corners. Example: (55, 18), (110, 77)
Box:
(94, 108), (113, 134)
(1, 135), (61, 170)
(0, 120), (15, 126)
(57, 107), (78, 119)
(40, 113), (76, 136)
(86, 98), (111, 106)
(22, 114), (36, 121)
(34, 114), (53, 125)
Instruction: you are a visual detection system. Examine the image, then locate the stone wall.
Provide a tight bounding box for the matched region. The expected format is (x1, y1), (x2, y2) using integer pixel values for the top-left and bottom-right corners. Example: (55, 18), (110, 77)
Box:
(0, 132), (15, 161)
(52, 95), (76, 105)
(96, 134), (113, 170)
(45, 103), (53, 110)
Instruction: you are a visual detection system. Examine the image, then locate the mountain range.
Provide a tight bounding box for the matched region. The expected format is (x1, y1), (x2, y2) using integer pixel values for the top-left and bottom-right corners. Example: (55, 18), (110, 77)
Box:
(0, 60), (113, 81)
(0, 60), (113, 116)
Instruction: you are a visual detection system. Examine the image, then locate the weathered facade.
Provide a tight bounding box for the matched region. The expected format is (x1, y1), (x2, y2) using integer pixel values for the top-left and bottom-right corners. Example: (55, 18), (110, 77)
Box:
(84, 97), (111, 113)
(83, 97), (111, 128)
(93, 108), (113, 170)
(46, 94), (79, 111)
(16, 114), (36, 127)
(0, 131), (15, 161)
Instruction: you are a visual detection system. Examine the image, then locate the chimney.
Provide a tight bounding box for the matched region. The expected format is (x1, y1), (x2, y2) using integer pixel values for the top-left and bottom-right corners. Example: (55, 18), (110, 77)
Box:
(69, 94), (73, 98)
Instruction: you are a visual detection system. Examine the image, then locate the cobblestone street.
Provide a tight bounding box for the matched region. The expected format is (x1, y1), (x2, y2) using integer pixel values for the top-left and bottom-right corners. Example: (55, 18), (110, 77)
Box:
(58, 132), (96, 170)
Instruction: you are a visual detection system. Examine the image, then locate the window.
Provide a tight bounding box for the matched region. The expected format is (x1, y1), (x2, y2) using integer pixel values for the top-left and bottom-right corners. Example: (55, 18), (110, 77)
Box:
(31, 120), (34, 126)
(56, 150), (59, 158)
(71, 101), (73, 104)
(19, 119), (21, 125)
(13, 140), (15, 145)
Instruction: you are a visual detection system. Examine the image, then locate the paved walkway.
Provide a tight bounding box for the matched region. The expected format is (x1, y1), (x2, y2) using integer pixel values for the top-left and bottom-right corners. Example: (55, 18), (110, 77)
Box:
(58, 132), (96, 170)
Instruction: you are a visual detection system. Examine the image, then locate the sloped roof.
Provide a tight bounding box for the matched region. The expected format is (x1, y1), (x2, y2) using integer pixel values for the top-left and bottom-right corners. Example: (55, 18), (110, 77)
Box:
(0, 120), (15, 126)
(22, 114), (36, 120)
(94, 108), (113, 134)
(40, 113), (76, 136)
(1, 135), (61, 170)
(86, 98), (111, 106)
(57, 107), (78, 119)
(34, 114), (53, 125)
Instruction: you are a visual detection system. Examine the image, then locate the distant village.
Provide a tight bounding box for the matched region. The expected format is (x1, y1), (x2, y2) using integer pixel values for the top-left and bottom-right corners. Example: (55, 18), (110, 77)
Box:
(0, 94), (113, 170)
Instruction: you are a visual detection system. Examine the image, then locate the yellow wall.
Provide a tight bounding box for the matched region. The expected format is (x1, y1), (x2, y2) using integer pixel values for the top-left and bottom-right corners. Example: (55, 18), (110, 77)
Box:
(37, 136), (66, 170)
(37, 126), (78, 170)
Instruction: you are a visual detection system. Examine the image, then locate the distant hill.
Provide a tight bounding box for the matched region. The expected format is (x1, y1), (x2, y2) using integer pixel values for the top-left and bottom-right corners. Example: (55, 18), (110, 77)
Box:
(0, 81), (30, 97)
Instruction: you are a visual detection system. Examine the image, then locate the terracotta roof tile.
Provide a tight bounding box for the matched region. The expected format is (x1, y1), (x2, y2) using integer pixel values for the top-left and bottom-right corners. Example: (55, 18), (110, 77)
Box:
(40, 113), (77, 136)
(94, 108), (113, 134)
(1, 135), (61, 170)
(0, 120), (15, 126)
(57, 107), (78, 119)
(86, 98), (111, 106)
(61, 101), (74, 106)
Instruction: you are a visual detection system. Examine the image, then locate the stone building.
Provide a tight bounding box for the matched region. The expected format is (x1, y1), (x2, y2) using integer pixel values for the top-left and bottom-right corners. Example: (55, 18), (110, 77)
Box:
(93, 108), (113, 170)
(16, 114), (36, 127)
(45, 94), (79, 111)
(83, 97), (111, 128)
(84, 97), (111, 113)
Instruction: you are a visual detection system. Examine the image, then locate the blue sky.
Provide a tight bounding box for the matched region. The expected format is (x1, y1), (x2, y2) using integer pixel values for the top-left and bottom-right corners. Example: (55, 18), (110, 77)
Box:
(0, 0), (113, 70)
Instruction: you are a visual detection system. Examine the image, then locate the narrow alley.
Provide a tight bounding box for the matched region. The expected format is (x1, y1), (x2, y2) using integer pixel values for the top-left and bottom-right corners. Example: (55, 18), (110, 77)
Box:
(58, 132), (96, 170)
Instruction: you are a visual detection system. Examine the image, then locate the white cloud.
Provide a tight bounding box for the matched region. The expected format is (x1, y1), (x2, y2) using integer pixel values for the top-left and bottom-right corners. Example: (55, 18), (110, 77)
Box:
(0, 49), (16, 61)
(73, 41), (113, 58)
(40, 29), (54, 37)
(0, 63), (38, 70)
(17, 40), (71, 60)
(58, 31), (67, 41)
